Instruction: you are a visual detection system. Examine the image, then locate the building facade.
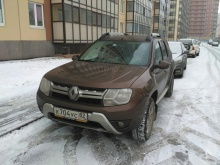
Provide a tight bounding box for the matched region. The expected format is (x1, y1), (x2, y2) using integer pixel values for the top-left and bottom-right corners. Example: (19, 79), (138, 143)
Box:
(152, 0), (170, 38)
(52, 0), (153, 54)
(188, 0), (219, 40)
(216, 13), (220, 38)
(0, 0), (54, 60)
(0, 0), (153, 60)
(126, 0), (152, 35)
(168, 0), (190, 41)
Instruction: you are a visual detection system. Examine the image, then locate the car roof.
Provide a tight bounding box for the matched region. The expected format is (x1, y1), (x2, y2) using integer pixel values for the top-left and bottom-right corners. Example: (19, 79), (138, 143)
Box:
(98, 32), (162, 42)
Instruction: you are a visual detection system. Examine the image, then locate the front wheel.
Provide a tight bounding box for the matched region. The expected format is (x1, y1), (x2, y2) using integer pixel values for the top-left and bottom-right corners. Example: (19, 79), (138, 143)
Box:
(132, 98), (156, 142)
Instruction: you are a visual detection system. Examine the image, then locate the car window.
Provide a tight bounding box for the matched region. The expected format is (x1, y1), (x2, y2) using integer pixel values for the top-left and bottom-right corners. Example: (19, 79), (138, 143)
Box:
(181, 43), (186, 53)
(79, 41), (152, 66)
(160, 41), (168, 59)
(155, 42), (163, 65)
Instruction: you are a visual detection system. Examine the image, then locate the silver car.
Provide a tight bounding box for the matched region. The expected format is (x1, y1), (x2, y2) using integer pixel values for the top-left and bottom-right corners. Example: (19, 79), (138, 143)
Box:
(168, 41), (188, 78)
(179, 38), (200, 58)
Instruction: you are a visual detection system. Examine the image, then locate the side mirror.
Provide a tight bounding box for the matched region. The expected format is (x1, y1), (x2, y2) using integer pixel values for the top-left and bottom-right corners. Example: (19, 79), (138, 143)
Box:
(184, 50), (189, 54)
(72, 55), (80, 61)
(155, 61), (170, 69)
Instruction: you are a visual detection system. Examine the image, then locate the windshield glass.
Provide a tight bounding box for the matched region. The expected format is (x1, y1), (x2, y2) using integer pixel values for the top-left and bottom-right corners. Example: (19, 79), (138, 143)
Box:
(168, 42), (182, 54)
(79, 41), (151, 66)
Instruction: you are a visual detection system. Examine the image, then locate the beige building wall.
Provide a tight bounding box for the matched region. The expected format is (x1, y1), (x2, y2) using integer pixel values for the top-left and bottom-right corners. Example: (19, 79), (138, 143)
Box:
(0, 0), (46, 41)
(19, 0), (46, 41)
(118, 0), (126, 33)
(0, 0), (20, 40)
(173, 0), (180, 41)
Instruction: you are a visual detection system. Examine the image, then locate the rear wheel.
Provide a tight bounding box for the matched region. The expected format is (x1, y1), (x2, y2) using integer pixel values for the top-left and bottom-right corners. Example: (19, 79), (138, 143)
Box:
(132, 98), (156, 142)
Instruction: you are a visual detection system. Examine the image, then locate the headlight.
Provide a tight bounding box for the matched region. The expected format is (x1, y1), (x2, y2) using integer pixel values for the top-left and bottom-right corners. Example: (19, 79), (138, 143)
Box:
(103, 89), (132, 106)
(174, 56), (182, 64)
(39, 77), (51, 96)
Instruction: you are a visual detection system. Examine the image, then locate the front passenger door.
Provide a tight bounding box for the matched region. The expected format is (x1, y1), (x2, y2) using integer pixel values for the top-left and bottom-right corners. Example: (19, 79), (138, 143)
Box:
(154, 42), (167, 97)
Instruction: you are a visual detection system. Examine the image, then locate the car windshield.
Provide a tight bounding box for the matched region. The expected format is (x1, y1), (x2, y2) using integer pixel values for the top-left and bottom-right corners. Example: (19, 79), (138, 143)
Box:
(179, 39), (193, 44)
(79, 41), (152, 66)
(168, 42), (182, 54)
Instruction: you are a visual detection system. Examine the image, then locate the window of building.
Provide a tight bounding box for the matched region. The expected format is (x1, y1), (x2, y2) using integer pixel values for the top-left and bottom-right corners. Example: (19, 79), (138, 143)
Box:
(120, 0), (124, 13)
(80, 8), (86, 24)
(64, 4), (72, 22)
(29, 2), (44, 28)
(73, 7), (79, 23)
(120, 22), (123, 32)
(87, 10), (92, 25)
(0, 0), (5, 26)
(127, 2), (133, 12)
(52, 4), (63, 21)
(92, 12), (97, 25)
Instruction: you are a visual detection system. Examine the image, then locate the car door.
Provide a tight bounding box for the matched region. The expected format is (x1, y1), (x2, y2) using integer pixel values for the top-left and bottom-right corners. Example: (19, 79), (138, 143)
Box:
(159, 41), (170, 85)
(181, 43), (187, 64)
(153, 41), (168, 97)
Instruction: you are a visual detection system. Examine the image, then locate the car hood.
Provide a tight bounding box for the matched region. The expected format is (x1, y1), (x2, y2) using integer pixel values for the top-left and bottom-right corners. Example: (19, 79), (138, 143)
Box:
(45, 61), (148, 88)
(172, 53), (182, 60)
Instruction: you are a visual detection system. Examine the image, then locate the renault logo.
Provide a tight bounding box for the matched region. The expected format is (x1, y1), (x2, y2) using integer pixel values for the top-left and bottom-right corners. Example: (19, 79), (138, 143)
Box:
(68, 86), (79, 100)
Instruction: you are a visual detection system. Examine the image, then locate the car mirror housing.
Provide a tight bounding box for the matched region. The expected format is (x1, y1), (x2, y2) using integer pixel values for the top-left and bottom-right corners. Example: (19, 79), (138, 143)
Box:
(155, 61), (170, 69)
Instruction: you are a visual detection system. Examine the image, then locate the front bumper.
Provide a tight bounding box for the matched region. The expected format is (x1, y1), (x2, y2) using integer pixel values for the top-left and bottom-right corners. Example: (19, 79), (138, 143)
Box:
(37, 90), (147, 134)
(174, 60), (185, 76)
(187, 50), (196, 57)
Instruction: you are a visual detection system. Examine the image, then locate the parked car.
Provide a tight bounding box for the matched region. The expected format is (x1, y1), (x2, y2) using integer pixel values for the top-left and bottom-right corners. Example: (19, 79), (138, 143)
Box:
(208, 39), (213, 45)
(168, 41), (188, 78)
(212, 41), (219, 47)
(179, 38), (200, 58)
(37, 32), (175, 142)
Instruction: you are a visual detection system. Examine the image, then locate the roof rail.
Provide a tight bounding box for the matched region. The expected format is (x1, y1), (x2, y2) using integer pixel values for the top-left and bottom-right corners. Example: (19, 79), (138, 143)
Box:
(99, 32), (129, 39)
(151, 33), (161, 38)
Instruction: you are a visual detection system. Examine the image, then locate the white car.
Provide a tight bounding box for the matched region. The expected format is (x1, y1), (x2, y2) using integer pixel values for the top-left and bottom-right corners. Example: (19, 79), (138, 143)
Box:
(179, 38), (200, 58)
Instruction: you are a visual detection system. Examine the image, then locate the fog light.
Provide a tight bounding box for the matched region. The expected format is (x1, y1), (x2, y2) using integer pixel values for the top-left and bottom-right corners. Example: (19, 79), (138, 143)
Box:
(118, 122), (125, 127)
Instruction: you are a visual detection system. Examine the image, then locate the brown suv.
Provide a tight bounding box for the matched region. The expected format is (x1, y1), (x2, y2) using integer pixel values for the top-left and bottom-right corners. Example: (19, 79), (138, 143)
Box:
(37, 33), (174, 141)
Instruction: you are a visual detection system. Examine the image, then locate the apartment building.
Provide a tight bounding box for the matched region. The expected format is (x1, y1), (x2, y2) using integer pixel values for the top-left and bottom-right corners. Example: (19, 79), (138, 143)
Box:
(0, 0), (153, 60)
(52, 0), (153, 54)
(152, 0), (170, 38)
(168, 0), (190, 41)
(216, 13), (220, 38)
(188, 0), (219, 40)
(126, 0), (152, 35)
(0, 0), (54, 60)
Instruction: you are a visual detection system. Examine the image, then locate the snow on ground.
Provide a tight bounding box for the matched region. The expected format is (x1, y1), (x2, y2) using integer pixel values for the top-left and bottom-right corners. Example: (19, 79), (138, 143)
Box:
(0, 45), (220, 165)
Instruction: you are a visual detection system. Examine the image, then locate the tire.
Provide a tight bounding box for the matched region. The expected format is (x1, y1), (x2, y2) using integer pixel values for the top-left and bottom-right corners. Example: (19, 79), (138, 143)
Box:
(165, 74), (174, 97)
(179, 69), (184, 78)
(132, 98), (156, 142)
(184, 59), (187, 70)
(192, 54), (196, 58)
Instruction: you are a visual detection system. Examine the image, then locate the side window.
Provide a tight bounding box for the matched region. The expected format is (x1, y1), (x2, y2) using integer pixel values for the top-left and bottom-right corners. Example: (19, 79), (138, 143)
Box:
(181, 43), (186, 53)
(160, 41), (168, 59)
(155, 42), (163, 65)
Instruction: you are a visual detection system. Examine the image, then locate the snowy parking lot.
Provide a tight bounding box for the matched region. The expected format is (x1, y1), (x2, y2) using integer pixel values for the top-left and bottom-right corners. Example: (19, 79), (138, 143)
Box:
(0, 44), (220, 165)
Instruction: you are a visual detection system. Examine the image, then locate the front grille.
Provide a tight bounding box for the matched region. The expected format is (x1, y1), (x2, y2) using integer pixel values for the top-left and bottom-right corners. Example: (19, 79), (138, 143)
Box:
(50, 82), (106, 106)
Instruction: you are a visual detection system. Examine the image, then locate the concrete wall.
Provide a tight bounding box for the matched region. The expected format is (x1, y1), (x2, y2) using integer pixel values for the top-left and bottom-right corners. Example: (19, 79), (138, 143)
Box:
(0, 41), (54, 61)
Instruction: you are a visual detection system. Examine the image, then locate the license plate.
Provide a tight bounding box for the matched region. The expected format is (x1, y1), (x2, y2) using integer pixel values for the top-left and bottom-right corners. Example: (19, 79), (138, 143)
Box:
(54, 107), (88, 122)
